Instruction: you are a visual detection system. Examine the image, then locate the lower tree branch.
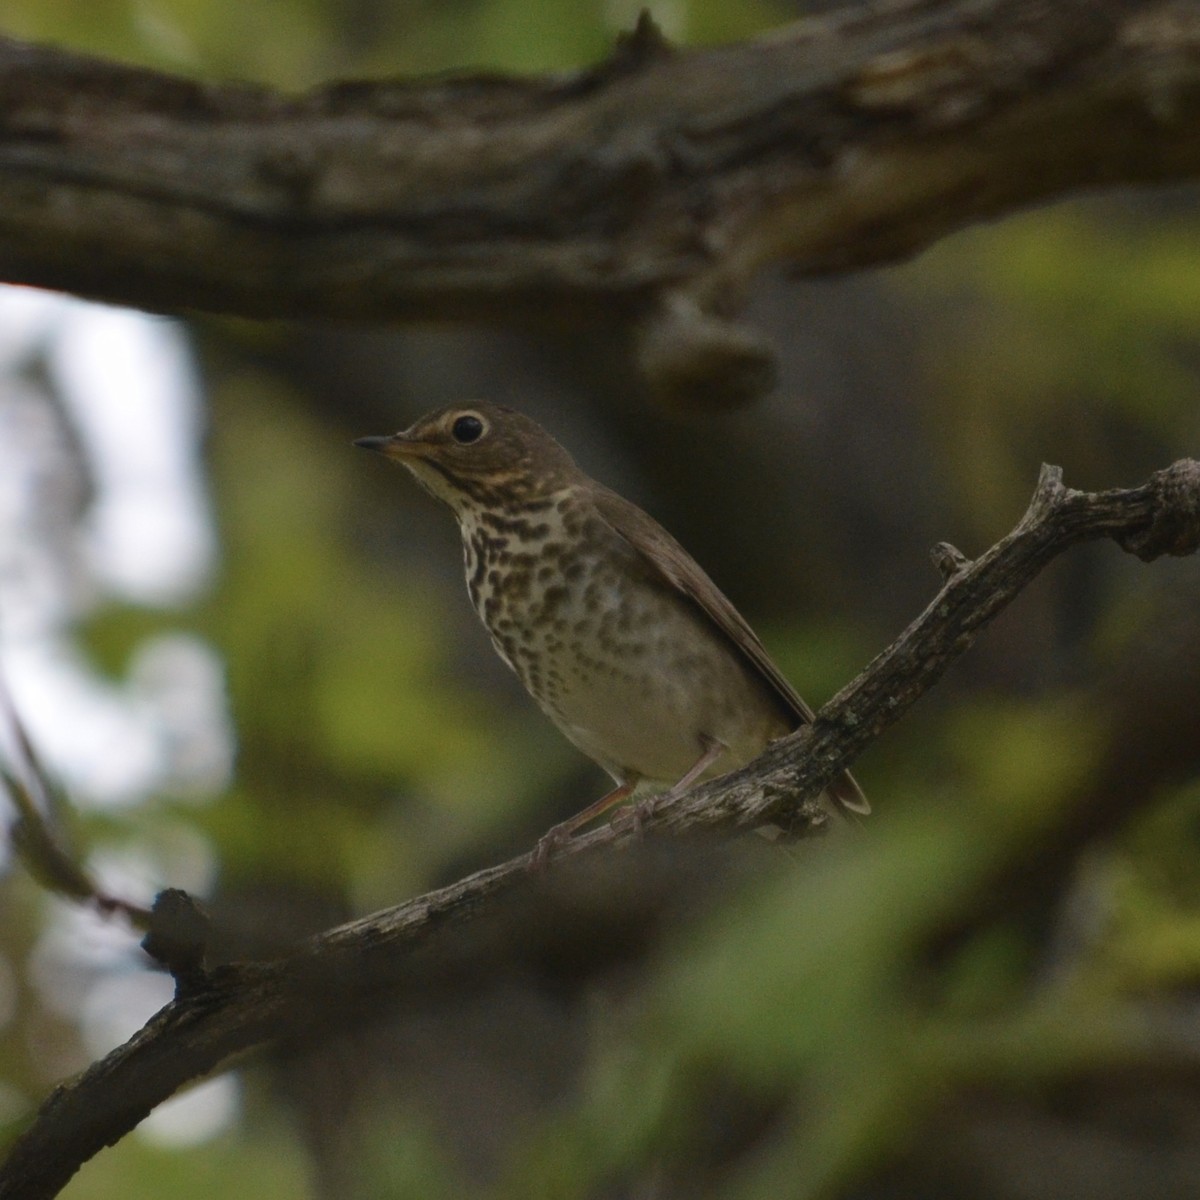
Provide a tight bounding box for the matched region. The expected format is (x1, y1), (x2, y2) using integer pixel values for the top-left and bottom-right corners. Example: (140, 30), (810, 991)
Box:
(1, 458), (1197, 1199)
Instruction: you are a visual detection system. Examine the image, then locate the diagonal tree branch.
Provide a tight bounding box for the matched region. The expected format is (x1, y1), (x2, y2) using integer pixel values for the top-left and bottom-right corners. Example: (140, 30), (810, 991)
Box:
(1, 457), (1197, 1200)
(2, 0), (1200, 404)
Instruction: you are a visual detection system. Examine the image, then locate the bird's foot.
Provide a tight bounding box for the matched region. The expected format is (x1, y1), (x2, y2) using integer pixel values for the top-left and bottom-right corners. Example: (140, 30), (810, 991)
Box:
(611, 737), (727, 839)
(610, 794), (665, 837)
(528, 779), (639, 871)
(531, 800), (647, 869)
(529, 824), (572, 872)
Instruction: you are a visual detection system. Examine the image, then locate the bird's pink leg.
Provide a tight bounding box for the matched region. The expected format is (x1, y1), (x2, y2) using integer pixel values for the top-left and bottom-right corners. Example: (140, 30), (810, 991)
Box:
(616, 735), (727, 834)
(530, 777), (639, 869)
(530, 736), (728, 868)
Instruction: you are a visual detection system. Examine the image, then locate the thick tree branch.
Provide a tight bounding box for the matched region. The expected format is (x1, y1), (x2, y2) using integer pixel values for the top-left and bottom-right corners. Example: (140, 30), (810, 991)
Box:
(1, 458), (1197, 1200)
(2, 0), (1200, 404)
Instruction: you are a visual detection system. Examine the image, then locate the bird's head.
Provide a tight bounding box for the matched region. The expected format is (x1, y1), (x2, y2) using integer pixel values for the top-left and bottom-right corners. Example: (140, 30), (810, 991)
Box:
(355, 403), (580, 513)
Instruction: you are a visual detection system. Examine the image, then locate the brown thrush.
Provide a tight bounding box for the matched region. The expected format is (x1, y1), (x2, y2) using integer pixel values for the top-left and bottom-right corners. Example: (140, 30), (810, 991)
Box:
(355, 404), (867, 862)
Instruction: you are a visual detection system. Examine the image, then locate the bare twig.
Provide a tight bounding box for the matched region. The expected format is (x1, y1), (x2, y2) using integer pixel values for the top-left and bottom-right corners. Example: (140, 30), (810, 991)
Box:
(0, 679), (152, 929)
(0, 458), (1196, 1200)
(2, 0), (1200, 404)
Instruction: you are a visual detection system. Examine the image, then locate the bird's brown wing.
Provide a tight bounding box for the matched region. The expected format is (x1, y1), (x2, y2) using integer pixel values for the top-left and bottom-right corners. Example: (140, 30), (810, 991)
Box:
(593, 486), (869, 816)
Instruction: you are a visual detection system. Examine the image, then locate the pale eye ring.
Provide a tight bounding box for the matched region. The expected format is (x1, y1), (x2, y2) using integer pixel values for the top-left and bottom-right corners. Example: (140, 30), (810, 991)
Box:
(451, 414), (485, 444)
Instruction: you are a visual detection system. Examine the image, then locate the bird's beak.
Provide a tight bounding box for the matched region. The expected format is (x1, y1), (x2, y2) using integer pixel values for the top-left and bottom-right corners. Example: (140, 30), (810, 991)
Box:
(353, 432), (426, 460)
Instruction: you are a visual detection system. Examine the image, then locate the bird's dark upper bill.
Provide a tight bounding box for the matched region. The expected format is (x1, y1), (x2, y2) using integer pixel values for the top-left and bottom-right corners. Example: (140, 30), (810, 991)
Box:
(354, 435), (397, 453)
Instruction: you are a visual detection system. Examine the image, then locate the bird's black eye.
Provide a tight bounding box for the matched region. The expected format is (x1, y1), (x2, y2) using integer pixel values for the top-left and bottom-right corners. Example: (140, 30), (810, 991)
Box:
(451, 414), (485, 444)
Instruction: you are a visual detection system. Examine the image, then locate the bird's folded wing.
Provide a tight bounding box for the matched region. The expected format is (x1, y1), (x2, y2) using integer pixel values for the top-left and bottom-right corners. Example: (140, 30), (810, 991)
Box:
(593, 485), (869, 816)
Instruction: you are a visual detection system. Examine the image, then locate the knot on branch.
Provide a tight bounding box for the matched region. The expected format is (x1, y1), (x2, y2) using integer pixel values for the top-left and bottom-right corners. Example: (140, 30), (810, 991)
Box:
(930, 541), (972, 580)
(141, 888), (211, 995)
(611, 11), (674, 73)
(1117, 458), (1200, 560)
(635, 293), (778, 409)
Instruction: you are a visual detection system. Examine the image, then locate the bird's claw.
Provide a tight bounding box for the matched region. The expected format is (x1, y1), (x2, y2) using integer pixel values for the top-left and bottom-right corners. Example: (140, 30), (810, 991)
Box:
(529, 825), (571, 872)
(611, 797), (656, 837)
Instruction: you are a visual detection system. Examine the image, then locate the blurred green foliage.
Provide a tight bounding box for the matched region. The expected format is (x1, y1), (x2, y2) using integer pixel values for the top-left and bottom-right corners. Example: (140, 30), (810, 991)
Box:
(0, 0), (788, 82)
(196, 373), (543, 890)
(915, 209), (1200, 533)
(62, 1116), (312, 1200)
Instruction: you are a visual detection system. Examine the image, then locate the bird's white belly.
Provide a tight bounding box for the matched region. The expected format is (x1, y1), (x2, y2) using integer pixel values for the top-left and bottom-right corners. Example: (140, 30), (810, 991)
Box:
(473, 536), (787, 787)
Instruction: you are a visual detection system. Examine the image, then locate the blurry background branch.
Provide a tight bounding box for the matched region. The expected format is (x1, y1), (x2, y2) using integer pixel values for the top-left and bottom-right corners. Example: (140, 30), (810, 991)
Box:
(2, 455), (1196, 1200)
(0, 681), (153, 930)
(2, 0), (1200, 405)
